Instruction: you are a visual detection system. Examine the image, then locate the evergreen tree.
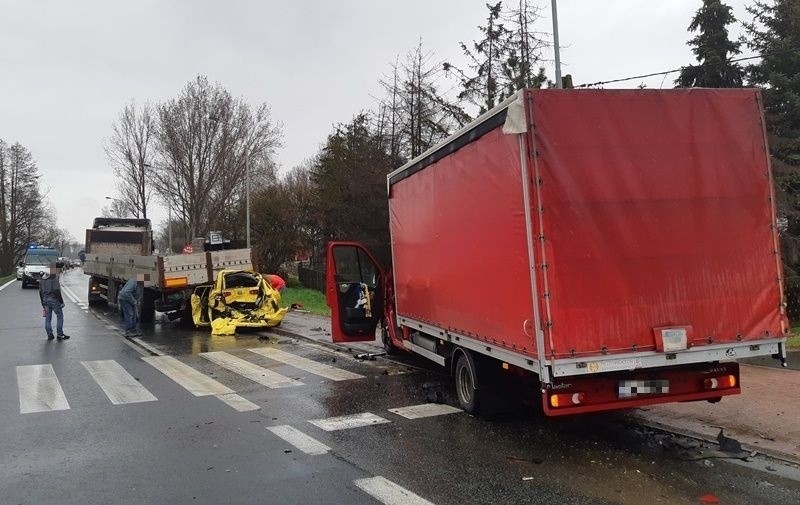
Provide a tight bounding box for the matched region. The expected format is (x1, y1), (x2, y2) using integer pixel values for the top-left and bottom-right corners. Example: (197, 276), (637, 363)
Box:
(449, 2), (511, 113)
(676, 0), (743, 88)
(447, 1), (548, 115)
(744, 0), (800, 274)
(501, 0), (548, 94)
(310, 114), (401, 266)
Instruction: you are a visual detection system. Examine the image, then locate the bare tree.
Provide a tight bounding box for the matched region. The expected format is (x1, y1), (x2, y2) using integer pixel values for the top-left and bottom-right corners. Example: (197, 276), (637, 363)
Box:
(153, 75), (282, 240)
(379, 42), (469, 161)
(105, 101), (156, 219)
(0, 141), (46, 275)
(100, 199), (132, 219)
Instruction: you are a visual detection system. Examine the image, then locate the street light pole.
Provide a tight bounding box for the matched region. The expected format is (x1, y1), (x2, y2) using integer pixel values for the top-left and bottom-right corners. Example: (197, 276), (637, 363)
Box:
(167, 199), (173, 255)
(246, 163), (251, 249)
(551, 0), (562, 89)
(209, 114), (250, 249)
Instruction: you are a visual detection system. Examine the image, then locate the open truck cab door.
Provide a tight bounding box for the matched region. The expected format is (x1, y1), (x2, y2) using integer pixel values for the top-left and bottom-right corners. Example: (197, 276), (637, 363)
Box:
(326, 242), (386, 343)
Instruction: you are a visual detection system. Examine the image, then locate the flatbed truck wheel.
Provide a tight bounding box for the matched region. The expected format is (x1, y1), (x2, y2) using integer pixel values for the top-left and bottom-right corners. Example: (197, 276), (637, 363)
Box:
(454, 350), (480, 414)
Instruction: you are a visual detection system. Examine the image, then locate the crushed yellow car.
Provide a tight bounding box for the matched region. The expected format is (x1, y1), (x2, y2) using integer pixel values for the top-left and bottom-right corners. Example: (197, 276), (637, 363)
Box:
(191, 270), (288, 335)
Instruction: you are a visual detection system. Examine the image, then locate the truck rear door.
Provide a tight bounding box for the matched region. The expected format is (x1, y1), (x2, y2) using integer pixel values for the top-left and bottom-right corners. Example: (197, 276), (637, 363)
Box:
(326, 242), (385, 343)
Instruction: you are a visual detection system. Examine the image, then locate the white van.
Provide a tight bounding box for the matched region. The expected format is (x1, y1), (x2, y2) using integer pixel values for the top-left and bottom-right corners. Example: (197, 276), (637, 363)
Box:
(20, 246), (60, 289)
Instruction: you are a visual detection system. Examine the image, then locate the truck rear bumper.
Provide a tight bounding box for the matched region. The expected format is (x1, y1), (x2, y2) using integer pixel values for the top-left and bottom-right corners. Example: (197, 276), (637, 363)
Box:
(542, 362), (740, 416)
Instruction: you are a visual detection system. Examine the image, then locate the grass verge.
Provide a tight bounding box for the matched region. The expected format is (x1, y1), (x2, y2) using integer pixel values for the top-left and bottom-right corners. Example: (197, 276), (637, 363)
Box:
(0, 274), (15, 286)
(281, 287), (330, 316)
(788, 331), (800, 349)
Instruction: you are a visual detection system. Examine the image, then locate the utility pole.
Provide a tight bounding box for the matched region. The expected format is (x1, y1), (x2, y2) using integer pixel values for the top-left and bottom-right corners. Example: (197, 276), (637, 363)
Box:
(551, 0), (562, 88)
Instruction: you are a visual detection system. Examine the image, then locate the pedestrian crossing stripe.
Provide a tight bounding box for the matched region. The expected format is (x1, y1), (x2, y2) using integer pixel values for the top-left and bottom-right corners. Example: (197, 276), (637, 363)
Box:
(81, 360), (157, 404)
(142, 355), (233, 396)
(200, 351), (304, 389)
(354, 476), (436, 505)
(309, 412), (391, 431)
(267, 425), (330, 455)
(248, 347), (364, 381)
(387, 403), (462, 419)
(16, 364), (70, 414)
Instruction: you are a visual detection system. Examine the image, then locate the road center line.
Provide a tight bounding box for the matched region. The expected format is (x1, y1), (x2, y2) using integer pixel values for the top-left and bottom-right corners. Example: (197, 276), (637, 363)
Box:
(354, 476), (436, 505)
(266, 425), (331, 455)
(81, 360), (157, 405)
(60, 283), (81, 304)
(200, 351), (303, 388)
(248, 347), (363, 381)
(16, 364), (71, 414)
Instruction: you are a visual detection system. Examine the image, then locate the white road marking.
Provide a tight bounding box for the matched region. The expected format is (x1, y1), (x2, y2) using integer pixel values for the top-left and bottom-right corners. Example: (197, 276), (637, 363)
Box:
(200, 351), (303, 388)
(215, 393), (260, 412)
(309, 412), (390, 431)
(131, 337), (166, 356)
(16, 364), (71, 414)
(81, 360), (157, 405)
(354, 476), (436, 505)
(142, 356), (233, 396)
(60, 283), (81, 304)
(387, 403), (462, 419)
(0, 278), (16, 292)
(266, 425), (331, 455)
(248, 347), (363, 381)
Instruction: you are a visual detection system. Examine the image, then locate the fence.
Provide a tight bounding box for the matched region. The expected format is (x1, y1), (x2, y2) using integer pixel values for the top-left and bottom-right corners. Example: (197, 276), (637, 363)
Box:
(298, 266), (326, 292)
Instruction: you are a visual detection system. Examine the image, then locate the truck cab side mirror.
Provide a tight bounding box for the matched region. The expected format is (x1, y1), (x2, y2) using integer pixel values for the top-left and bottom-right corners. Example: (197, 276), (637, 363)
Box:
(18, 262), (24, 267)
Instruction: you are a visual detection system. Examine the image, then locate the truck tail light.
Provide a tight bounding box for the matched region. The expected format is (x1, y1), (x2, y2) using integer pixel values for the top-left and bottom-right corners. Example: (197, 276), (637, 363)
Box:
(164, 277), (188, 288)
(223, 291), (232, 297)
(249, 289), (259, 295)
(549, 392), (585, 408)
(704, 375), (737, 390)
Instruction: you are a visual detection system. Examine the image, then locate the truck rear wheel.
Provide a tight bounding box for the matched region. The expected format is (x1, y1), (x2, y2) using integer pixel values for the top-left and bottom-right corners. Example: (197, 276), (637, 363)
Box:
(140, 289), (156, 324)
(454, 351), (480, 414)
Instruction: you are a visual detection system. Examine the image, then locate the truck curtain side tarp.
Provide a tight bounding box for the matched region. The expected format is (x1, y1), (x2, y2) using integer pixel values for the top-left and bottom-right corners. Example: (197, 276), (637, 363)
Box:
(388, 89), (786, 361)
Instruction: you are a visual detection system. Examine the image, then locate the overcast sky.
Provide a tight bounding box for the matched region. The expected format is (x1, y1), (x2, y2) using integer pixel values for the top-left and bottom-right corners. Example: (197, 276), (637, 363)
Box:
(0, 0), (754, 242)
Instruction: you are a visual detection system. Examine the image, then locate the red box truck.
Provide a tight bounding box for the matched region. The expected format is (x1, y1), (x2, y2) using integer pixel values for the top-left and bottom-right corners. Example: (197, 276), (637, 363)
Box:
(325, 88), (789, 416)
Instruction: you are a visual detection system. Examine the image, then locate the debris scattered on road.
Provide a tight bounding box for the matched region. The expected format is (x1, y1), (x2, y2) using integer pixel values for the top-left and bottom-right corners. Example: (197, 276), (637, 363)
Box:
(766, 465), (777, 472)
(310, 327), (324, 331)
(507, 456), (543, 465)
(697, 494), (719, 504)
(206, 467), (214, 471)
(717, 428), (742, 453)
(354, 352), (385, 360)
(284, 450), (292, 454)
(522, 477), (534, 481)
(758, 432), (776, 442)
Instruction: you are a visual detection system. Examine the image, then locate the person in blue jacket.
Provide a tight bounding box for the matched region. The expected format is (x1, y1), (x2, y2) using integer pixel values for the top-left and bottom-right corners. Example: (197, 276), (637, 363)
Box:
(119, 274), (147, 337)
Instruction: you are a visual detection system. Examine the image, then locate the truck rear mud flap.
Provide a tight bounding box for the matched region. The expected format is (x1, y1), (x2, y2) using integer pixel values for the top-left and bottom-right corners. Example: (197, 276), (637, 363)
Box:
(542, 362), (740, 416)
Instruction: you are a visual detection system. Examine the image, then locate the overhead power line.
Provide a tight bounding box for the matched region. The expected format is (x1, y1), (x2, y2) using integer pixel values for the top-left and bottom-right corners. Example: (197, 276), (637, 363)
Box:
(575, 47), (800, 89)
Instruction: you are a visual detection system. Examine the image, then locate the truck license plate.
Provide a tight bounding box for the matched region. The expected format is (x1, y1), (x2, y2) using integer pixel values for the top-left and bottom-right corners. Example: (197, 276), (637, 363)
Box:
(618, 379), (669, 398)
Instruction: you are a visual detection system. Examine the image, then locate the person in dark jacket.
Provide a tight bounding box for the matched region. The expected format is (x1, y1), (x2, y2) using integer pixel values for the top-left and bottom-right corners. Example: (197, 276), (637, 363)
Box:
(39, 262), (69, 341)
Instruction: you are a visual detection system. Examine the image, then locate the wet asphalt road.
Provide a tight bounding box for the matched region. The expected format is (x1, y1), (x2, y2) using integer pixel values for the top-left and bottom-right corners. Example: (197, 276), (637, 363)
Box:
(1, 270), (800, 505)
